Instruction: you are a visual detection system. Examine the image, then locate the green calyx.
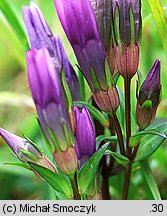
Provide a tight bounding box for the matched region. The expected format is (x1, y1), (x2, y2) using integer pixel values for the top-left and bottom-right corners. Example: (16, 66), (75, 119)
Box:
(105, 58), (115, 88)
(19, 149), (39, 162)
(141, 99), (153, 109)
(90, 67), (101, 91)
(61, 69), (73, 110)
(113, 3), (122, 46)
(62, 122), (74, 148)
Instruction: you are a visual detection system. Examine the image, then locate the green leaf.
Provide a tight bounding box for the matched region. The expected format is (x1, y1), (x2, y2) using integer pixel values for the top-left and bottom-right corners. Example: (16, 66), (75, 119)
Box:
(140, 160), (161, 200)
(130, 129), (167, 148)
(78, 143), (109, 195)
(74, 101), (109, 128)
(105, 150), (129, 167)
(96, 135), (117, 149)
(135, 123), (167, 161)
(0, 0), (29, 49)
(4, 162), (30, 170)
(29, 163), (73, 198)
(148, 0), (167, 54)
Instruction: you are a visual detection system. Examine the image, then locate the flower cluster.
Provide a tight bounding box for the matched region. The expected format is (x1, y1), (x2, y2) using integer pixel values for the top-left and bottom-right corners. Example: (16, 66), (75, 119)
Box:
(0, 0), (162, 200)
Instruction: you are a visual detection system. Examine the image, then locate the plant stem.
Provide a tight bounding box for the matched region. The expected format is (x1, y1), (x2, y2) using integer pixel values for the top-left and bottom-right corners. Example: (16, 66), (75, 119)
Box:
(112, 112), (125, 155)
(132, 143), (140, 160)
(122, 78), (132, 199)
(122, 162), (132, 200)
(102, 176), (110, 200)
(70, 174), (81, 200)
(124, 78), (132, 157)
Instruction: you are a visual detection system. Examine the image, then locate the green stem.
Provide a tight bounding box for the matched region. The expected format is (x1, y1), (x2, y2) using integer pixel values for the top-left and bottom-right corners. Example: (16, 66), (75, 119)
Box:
(70, 174), (81, 200)
(112, 112), (125, 155)
(122, 162), (132, 200)
(124, 78), (132, 157)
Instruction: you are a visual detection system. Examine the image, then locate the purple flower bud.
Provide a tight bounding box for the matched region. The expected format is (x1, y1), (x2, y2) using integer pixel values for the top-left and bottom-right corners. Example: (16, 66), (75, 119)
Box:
(90, 0), (117, 76)
(90, 0), (112, 50)
(22, 2), (53, 53)
(0, 128), (57, 172)
(74, 106), (96, 167)
(22, 2), (80, 101)
(54, 0), (107, 91)
(112, 0), (142, 45)
(112, 0), (142, 78)
(136, 59), (161, 130)
(52, 36), (81, 101)
(26, 48), (73, 152)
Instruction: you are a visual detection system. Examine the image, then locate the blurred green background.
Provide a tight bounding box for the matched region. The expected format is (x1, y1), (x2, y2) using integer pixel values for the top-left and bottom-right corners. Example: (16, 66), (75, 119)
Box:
(0, 0), (167, 199)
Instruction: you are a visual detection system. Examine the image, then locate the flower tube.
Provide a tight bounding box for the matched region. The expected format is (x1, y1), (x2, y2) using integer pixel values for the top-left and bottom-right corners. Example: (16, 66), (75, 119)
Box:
(26, 47), (78, 176)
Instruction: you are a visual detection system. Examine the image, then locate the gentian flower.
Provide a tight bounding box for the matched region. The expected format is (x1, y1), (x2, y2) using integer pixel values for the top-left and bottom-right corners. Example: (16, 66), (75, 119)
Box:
(112, 0), (142, 78)
(22, 2), (80, 101)
(74, 106), (96, 168)
(0, 128), (57, 172)
(26, 47), (78, 176)
(136, 59), (161, 130)
(54, 0), (119, 113)
(90, 0), (117, 76)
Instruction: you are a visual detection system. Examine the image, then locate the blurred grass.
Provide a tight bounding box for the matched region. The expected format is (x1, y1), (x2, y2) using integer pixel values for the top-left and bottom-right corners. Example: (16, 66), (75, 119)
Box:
(0, 0), (167, 199)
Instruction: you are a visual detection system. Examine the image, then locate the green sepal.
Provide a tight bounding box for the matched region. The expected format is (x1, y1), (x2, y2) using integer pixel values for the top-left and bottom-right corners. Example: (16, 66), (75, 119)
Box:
(29, 163), (73, 198)
(141, 99), (153, 109)
(62, 69), (73, 110)
(114, 73), (120, 84)
(23, 135), (43, 154)
(90, 67), (101, 90)
(47, 127), (62, 151)
(105, 59), (115, 88)
(114, 3), (122, 45)
(76, 64), (86, 102)
(74, 101), (109, 128)
(78, 143), (109, 195)
(62, 122), (74, 148)
(96, 135), (117, 149)
(105, 150), (129, 167)
(19, 149), (38, 162)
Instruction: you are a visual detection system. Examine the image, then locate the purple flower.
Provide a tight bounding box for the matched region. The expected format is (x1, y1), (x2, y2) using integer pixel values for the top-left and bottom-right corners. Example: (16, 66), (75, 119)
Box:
(26, 47), (72, 151)
(90, 0), (112, 50)
(52, 36), (81, 101)
(0, 128), (57, 172)
(54, 0), (107, 91)
(26, 47), (78, 175)
(22, 2), (53, 53)
(136, 59), (161, 130)
(112, 0), (142, 45)
(74, 106), (96, 167)
(90, 0), (117, 76)
(23, 2), (80, 100)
